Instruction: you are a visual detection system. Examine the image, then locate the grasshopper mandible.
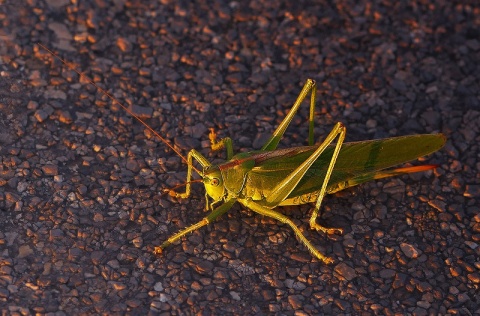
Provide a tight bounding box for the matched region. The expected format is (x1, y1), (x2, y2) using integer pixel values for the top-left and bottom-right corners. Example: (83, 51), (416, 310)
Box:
(39, 44), (446, 264)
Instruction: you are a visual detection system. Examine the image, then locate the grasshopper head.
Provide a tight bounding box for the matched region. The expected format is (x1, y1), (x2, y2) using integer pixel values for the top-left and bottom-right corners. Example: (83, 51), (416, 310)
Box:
(203, 166), (225, 201)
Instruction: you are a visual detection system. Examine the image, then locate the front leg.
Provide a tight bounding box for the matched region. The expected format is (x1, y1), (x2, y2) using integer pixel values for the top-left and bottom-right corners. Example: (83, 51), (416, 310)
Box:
(241, 199), (334, 264)
(169, 149), (211, 199)
(209, 128), (233, 160)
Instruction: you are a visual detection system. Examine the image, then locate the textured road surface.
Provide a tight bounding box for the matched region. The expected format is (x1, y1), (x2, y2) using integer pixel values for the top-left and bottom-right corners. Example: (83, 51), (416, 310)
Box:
(1, 0), (479, 314)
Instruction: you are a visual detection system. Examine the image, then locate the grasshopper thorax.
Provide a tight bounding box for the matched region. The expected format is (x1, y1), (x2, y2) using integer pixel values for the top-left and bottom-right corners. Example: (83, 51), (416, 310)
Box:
(203, 166), (225, 201)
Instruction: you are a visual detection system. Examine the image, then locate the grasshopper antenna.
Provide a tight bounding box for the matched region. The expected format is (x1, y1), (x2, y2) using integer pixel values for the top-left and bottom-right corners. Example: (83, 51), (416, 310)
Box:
(37, 43), (200, 174)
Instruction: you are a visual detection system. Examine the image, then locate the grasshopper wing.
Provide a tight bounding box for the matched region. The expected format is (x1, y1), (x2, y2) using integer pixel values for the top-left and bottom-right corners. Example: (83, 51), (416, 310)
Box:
(248, 134), (446, 199)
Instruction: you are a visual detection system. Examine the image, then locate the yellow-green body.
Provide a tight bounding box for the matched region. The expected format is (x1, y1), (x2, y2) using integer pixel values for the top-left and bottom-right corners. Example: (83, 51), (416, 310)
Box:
(206, 134), (445, 208)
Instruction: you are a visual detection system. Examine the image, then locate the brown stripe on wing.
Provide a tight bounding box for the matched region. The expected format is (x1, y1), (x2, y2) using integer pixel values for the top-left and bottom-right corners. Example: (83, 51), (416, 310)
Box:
(218, 146), (314, 171)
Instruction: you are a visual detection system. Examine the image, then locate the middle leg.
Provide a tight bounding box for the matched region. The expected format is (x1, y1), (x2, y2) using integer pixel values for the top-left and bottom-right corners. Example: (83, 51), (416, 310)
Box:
(241, 199), (334, 264)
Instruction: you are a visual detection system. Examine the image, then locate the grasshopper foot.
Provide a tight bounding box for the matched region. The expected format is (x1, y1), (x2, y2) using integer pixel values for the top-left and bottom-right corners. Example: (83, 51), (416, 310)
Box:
(164, 189), (188, 199)
(322, 256), (335, 264)
(162, 188), (186, 199)
(154, 241), (171, 255)
(311, 223), (343, 235)
(175, 192), (189, 199)
(312, 251), (335, 264)
(209, 128), (222, 151)
(153, 246), (164, 255)
(209, 128), (217, 143)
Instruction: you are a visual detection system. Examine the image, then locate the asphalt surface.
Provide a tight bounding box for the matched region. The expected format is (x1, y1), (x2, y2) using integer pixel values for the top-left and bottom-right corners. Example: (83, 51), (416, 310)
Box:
(0, 0), (479, 314)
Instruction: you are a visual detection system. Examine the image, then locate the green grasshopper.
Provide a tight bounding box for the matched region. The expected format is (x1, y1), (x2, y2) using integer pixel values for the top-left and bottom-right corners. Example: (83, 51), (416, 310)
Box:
(40, 45), (445, 264)
(154, 79), (445, 264)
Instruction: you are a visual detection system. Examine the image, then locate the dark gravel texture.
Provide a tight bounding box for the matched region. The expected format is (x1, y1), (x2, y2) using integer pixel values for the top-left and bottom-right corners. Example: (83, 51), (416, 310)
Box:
(1, 0), (479, 314)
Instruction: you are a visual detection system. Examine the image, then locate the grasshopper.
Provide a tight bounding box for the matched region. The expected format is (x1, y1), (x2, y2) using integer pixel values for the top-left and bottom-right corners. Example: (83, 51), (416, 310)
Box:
(39, 44), (445, 264)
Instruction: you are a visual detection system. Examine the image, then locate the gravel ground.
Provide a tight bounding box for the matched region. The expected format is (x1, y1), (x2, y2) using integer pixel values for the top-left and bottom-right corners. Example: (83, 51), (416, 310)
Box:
(1, 0), (479, 314)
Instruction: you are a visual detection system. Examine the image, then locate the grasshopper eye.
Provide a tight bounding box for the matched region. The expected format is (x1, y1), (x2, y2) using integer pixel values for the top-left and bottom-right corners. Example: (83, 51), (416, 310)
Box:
(211, 178), (220, 186)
